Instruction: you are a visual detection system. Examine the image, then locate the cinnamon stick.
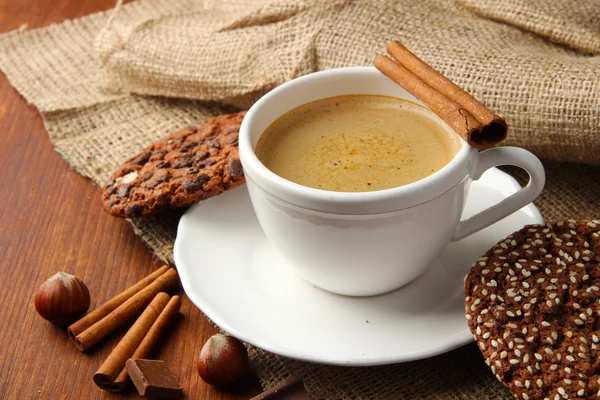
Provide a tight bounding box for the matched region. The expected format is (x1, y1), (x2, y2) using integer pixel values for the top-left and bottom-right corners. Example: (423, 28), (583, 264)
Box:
(94, 292), (171, 392)
(71, 268), (179, 351)
(112, 295), (182, 388)
(68, 265), (169, 338)
(374, 40), (507, 149)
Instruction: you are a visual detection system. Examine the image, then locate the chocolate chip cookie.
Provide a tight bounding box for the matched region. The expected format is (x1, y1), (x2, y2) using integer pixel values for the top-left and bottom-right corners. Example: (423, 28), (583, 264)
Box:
(102, 111), (246, 217)
(465, 219), (600, 400)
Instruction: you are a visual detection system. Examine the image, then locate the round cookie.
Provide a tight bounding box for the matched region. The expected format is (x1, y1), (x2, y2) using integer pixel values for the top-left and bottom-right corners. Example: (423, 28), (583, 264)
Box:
(102, 111), (246, 217)
(465, 219), (600, 400)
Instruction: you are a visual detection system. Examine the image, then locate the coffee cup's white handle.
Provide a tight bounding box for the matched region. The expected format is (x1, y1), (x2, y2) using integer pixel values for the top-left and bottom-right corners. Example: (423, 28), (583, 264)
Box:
(451, 147), (545, 241)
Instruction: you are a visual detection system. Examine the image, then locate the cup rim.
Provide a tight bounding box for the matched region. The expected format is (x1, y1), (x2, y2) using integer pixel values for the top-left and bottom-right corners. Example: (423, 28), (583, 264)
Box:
(239, 66), (475, 213)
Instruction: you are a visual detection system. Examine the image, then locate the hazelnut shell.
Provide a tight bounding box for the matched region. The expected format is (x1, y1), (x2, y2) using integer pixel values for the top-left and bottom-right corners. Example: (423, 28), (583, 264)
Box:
(197, 334), (248, 386)
(34, 271), (90, 327)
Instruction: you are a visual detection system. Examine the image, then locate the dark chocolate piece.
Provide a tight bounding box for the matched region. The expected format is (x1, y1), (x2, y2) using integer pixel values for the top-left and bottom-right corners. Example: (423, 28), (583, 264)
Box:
(250, 376), (310, 400)
(126, 359), (182, 399)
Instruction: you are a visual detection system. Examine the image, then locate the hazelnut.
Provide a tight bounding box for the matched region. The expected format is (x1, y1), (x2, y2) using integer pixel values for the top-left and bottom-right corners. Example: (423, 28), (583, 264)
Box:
(34, 271), (90, 327)
(197, 334), (248, 386)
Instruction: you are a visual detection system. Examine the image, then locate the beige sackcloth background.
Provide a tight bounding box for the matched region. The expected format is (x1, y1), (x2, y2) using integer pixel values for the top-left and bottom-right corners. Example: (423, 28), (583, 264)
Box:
(1, 0), (599, 398)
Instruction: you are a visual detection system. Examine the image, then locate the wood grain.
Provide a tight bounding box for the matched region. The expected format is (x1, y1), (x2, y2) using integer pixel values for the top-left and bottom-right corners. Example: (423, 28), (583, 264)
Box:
(0, 1), (262, 398)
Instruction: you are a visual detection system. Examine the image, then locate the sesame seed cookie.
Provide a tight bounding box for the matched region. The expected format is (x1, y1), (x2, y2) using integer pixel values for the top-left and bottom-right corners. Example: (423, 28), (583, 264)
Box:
(465, 219), (600, 400)
(102, 111), (246, 217)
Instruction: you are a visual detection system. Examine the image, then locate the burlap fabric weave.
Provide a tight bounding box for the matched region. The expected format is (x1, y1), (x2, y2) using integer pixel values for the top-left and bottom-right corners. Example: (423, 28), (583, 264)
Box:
(0, 0), (599, 398)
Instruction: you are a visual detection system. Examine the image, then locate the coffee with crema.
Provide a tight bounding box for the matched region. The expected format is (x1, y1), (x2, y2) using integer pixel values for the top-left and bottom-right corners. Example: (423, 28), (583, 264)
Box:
(255, 95), (460, 192)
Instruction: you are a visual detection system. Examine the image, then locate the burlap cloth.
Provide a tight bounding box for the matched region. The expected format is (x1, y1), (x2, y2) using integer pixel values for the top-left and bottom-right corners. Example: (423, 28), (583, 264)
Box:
(1, 0), (599, 398)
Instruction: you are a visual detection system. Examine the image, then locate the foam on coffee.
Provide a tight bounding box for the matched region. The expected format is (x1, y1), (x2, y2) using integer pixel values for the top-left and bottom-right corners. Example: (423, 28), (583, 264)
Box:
(255, 94), (460, 192)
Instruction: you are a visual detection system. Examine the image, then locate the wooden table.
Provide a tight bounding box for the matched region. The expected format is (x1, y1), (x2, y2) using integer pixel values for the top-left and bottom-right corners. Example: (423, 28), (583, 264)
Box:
(0, 1), (262, 398)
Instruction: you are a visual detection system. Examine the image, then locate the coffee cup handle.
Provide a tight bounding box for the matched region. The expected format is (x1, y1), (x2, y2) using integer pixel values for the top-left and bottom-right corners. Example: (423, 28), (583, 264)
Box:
(451, 147), (545, 241)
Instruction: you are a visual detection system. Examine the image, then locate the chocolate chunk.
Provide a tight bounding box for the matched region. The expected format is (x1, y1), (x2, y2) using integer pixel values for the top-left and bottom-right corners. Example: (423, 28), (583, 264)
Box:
(126, 359), (182, 399)
(226, 126), (240, 134)
(226, 137), (239, 146)
(142, 172), (153, 181)
(182, 174), (210, 193)
(152, 148), (168, 156)
(198, 159), (217, 168)
(172, 157), (192, 169)
(228, 159), (243, 180)
(179, 142), (198, 153)
(117, 183), (133, 198)
(250, 376), (310, 400)
(130, 151), (152, 166)
(106, 185), (117, 195)
(209, 140), (221, 149)
(194, 151), (210, 162)
(154, 160), (169, 168)
(125, 203), (141, 217)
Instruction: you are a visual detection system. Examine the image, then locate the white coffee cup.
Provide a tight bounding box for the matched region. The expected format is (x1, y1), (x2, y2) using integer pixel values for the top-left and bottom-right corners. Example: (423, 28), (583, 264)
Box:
(239, 67), (545, 296)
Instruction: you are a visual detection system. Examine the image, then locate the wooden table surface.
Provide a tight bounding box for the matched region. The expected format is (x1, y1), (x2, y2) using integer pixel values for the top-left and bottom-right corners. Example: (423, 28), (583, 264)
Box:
(0, 1), (262, 398)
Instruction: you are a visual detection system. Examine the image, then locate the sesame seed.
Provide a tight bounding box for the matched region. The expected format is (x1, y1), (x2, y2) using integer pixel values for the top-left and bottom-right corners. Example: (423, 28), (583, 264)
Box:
(523, 354), (529, 363)
(509, 359), (519, 365)
(500, 351), (507, 359)
(535, 362), (541, 370)
(566, 367), (572, 373)
(495, 360), (501, 367)
(507, 323), (518, 329)
(558, 388), (566, 396)
(550, 364), (558, 370)
(566, 355), (575, 362)
(552, 332), (558, 340)
(483, 332), (490, 339)
(575, 319), (584, 325)
(542, 321), (551, 327)
(577, 389), (584, 396)
(535, 353), (543, 361)
(515, 349), (521, 357)
(491, 340), (499, 347)
(573, 303), (581, 309)
(571, 276), (577, 283)
(503, 332), (509, 339)
(545, 348), (554, 355)
(537, 379), (543, 387)
(509, 341), (514, 349)
(490, 351), (497, 359)
(557, 354), (562, 361)
(565, 379), (572, 385)
(567, 331), (573, 338)
(527, 366), (533, 374)
(580, 337), (587, 343)
(578, 353), (586, 359)
(522, 394), (529, 400)
(593, 335), (599, 343)
(546, 300), (553, 307)
(527, 336), (534, 342)
(514, 380), (523, 388)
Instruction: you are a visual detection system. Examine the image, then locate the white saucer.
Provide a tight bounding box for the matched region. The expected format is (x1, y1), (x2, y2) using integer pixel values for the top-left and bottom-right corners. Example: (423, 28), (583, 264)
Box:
(174, 168), (543, 366)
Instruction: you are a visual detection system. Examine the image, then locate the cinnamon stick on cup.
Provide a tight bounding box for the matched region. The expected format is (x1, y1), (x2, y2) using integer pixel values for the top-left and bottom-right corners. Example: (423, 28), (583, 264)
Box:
(94, 293), (182, 392)
(70, 267), (179, 351)
(374, 40), (507, 149)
